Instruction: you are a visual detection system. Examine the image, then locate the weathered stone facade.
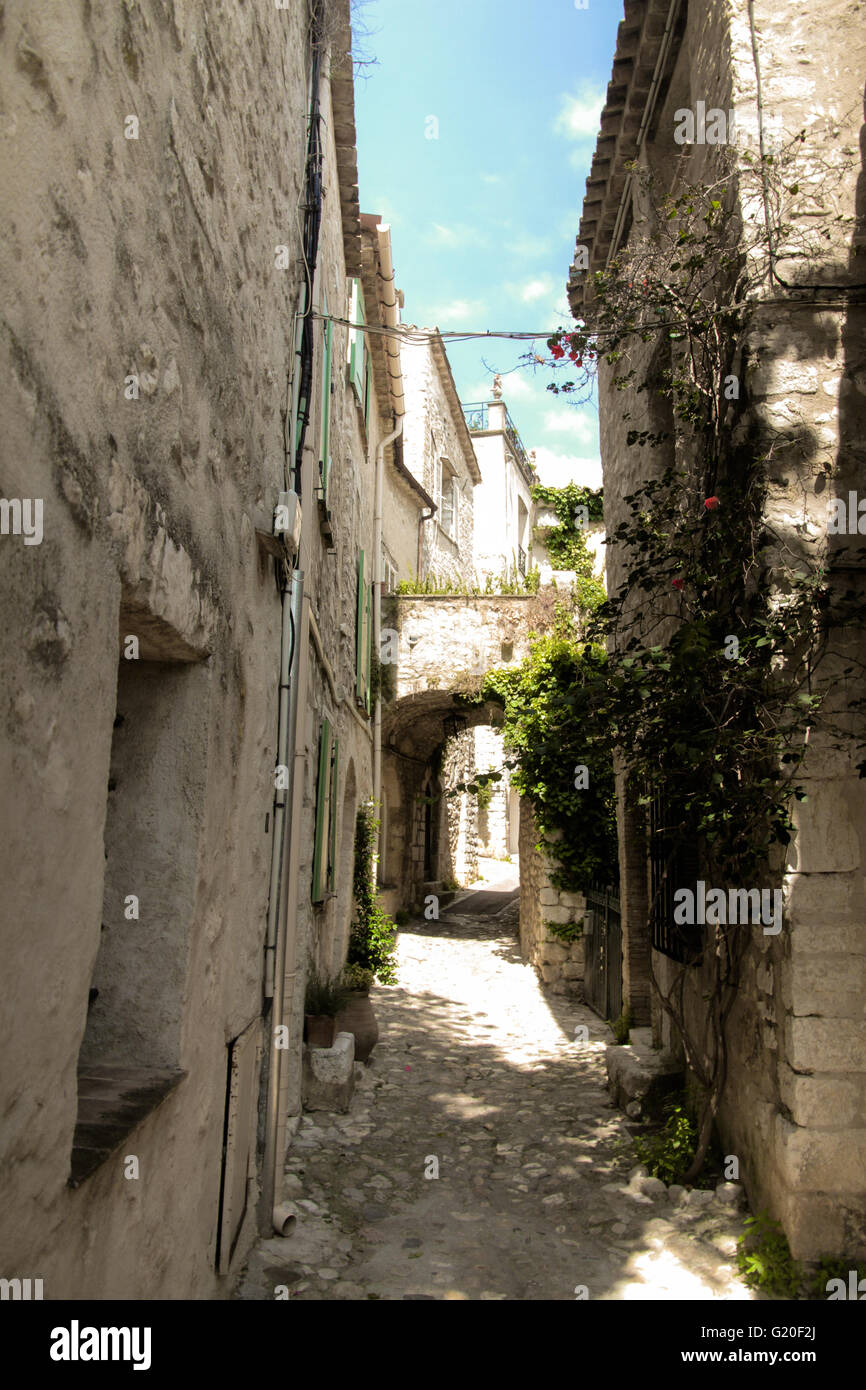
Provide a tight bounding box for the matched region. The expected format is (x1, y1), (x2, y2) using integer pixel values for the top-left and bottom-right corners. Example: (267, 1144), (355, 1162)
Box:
(399, 335), (481, 585)
(570, 0), (866, 1260)
(0, 0), (388, 1298)
(519, 802), (586, 996)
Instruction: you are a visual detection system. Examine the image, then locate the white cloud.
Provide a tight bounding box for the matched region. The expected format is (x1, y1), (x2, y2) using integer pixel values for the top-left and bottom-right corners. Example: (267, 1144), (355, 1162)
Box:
(426, 222), (487, 249)
(531, 446), (602, 490)
(519, 276), (554, 303)
(429, 297), (486, 326)
(553, 85), (605, 142)
(542, 405), (598, 448)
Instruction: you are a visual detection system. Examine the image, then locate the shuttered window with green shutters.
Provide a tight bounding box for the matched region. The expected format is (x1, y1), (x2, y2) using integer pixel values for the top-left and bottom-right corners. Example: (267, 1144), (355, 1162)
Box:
(355, 550), (372, 712)
(348, 278), (367, 407)
(319, 293), (333, 507)
(312, 719), (335, 904)
(327, 737), (339, 895)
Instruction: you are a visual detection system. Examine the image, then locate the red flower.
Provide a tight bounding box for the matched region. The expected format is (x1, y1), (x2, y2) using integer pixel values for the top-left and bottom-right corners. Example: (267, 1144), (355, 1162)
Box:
(704, 496), (720, 510)
(551, 345), (565, 360)
(672, 577), (684, 590)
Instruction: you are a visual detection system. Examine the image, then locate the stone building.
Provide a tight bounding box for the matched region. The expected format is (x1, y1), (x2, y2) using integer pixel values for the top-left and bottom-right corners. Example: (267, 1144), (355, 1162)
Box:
(395, 331), (482, 587)
(568, 0), (866, 1260)
(0, 0), (392, 1298)
(466, 379), (537, 583)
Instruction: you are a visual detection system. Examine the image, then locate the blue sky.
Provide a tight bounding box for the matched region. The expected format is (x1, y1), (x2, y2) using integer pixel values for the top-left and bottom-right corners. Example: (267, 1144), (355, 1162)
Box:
(353, 0), (623, 488)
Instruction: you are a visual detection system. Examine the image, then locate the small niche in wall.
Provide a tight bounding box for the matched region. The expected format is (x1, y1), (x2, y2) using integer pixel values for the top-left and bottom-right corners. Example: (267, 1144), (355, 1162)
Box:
(69, 597), (210, 1185)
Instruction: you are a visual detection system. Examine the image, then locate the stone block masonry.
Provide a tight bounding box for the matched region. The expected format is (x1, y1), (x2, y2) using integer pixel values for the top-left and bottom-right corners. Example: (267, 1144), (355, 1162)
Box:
(518, 799), (585, 997)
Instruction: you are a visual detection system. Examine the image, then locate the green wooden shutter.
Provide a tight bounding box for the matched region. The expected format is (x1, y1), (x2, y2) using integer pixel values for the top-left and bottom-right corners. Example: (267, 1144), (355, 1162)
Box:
(349, 278), (366, 401)
(319, 295), (333, 506)
(363, 353), (372, 434)
(355, 550), (366, 702)
(364, 581), (373, 713)
(312, 719), (332, 904)
(327, 738), (339, 894)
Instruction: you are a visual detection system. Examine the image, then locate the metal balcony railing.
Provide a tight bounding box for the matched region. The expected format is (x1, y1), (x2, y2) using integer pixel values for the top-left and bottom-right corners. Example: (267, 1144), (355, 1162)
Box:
(461, 401), (532, 475)
(462, 401), (488, 431)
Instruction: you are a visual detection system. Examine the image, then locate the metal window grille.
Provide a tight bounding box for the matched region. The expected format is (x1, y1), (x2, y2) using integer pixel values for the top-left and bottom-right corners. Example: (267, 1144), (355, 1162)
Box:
(648, 784), (703, 965)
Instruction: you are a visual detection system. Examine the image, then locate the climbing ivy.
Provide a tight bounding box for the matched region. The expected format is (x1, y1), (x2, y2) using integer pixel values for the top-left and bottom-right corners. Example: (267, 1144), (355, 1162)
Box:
(481, 609), (619, 894)
(347, 803), (398, 984)
(518, 141), (865, 1181)
(530, 481), (606, 611)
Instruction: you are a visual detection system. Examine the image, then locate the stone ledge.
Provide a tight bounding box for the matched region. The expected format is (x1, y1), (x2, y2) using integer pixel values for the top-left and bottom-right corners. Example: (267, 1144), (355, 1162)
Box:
(302, 1033), (356, 1113)
(69, 1064), (186, 1187)
(606, 1027), (683, 1120)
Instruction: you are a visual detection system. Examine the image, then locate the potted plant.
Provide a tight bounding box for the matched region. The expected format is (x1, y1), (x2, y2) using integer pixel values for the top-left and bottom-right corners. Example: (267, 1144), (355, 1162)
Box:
(304, 968), (350, 1049)
(337, 962), (378, 1063)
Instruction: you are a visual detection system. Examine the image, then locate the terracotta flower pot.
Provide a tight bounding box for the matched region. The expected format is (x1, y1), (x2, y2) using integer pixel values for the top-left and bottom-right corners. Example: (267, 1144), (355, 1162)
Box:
(335, 990), (378, 1063)
(305, 1013), (337, 1048)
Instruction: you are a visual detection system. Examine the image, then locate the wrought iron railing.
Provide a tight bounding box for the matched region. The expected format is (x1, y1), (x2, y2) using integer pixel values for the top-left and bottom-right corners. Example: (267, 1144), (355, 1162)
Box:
(461, 401), (532, 474)
(517, 546), (526, 576)
(461, 401), (488, 431)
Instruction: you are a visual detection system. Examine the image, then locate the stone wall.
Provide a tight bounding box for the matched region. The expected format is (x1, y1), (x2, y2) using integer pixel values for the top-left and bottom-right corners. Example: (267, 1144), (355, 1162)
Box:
(519, 801), (585, 997)
(443, 728), (479, 887)
(474, 725), (511, 859)
(400, 338), (478, 585)
(573, 0), (866, 1260)
(0, 0), (378, 1298)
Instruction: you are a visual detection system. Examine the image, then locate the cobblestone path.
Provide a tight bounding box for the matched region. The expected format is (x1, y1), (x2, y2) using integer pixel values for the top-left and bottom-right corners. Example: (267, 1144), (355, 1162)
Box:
(237, 892), (755, 1302)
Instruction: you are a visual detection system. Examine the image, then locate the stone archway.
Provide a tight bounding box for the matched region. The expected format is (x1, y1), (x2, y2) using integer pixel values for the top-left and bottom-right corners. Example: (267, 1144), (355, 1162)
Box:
(381, 689), (507, 909)
(377, 592), (589, 1000)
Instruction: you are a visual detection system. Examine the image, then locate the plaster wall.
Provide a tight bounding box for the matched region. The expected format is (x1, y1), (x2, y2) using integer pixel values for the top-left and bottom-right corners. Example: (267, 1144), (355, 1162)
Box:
(0, 0), (375, 1297)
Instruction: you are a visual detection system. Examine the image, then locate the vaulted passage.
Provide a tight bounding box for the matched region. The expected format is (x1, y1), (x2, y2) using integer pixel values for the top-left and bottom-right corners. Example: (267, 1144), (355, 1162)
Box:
(378, 593), (551, 917)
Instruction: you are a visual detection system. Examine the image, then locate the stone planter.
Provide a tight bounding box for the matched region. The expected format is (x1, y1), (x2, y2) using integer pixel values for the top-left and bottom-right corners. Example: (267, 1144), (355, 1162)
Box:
(335, 990), (378, 1063)
(304, 1014), (337, 1049)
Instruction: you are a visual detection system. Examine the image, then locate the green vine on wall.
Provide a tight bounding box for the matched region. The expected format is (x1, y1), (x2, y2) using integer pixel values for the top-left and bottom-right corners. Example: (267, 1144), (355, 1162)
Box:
(530, 481), (606, 611)
(516, 137), (865, 1181)
(480, 607), (619, 894)
(347, 803), (398, 984)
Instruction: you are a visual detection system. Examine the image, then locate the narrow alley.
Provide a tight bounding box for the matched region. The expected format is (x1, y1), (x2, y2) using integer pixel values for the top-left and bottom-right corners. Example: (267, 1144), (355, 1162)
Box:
(238, 861), (753, 1302)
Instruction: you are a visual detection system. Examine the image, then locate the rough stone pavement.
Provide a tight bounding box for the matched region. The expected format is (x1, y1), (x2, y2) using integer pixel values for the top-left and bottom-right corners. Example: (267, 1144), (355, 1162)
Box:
(236, 887), (755, 1302)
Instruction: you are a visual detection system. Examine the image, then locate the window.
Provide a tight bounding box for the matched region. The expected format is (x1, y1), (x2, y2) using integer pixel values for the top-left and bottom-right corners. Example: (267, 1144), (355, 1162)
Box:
(348, 278), (369, 415)
(355, 549), (372, 712)
(439, 461), (457, 540)
(312, 718), (339, 903)
(319, 291), (333, 508)
(648, 784), (702, 964)
(382, 548), (398, 595)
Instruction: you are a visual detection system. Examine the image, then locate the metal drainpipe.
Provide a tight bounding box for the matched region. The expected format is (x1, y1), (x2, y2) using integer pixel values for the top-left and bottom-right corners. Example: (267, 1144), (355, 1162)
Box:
(261, 565), (304, 1235)
(373, 418), (404, 855)
(417, 506), (435, 580)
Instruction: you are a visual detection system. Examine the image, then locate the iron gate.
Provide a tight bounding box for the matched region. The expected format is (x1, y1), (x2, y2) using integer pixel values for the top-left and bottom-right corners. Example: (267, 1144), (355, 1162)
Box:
(583, 883), (623, 1022)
